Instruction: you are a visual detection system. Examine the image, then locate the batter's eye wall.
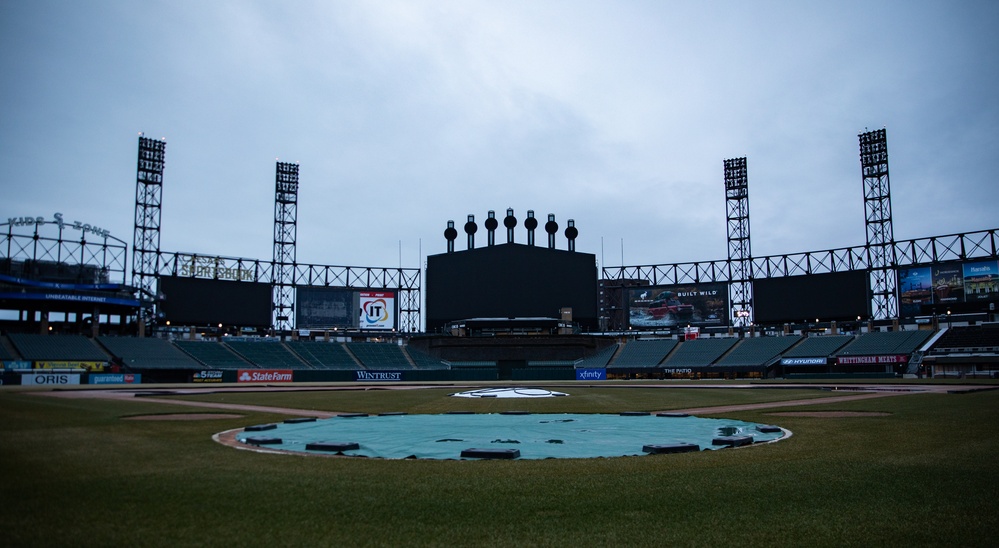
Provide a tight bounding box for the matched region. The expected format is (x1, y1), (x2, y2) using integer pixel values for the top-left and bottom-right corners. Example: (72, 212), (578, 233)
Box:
(425, 244), (598, 332)
(158, 276), (273, 327)
(753, 270), (871, 324)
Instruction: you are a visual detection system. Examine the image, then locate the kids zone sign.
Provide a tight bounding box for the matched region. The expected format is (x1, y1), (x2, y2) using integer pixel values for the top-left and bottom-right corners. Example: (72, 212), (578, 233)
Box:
(360, 291), (395, 330)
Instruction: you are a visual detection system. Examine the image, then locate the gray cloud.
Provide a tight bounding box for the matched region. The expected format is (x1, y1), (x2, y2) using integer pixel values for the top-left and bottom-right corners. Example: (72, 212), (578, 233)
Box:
(2, 0), (996, 276)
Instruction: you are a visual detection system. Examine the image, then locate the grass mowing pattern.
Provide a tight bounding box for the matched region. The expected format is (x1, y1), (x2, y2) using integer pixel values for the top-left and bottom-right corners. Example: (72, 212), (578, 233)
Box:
(1, 386), (997, 546)
(165, 386), (846, 414)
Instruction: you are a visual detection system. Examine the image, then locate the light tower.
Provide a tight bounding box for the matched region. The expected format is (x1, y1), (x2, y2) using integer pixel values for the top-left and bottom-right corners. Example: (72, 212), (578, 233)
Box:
(273, 161), (299, 334)
(132, 134), (166, 334)
(859, 129), (897, 321)
(724, 157), (752, 328)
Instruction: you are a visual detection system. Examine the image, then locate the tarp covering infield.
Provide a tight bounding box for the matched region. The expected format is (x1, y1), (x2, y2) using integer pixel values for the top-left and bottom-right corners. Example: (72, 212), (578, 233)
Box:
(234, 413), (787, 460)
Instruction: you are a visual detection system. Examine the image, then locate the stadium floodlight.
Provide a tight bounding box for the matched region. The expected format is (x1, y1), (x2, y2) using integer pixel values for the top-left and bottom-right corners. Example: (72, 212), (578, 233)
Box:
(464, 215), (477, 250)
(485, 210), (498, 246)
(545, 214), (558, 249)
(504, 208), (517, 244)
(444, 220), (457, 253)
(858, 128), (897, 321)
(565, 219), (578, 252)
(525, 210), (538, 246)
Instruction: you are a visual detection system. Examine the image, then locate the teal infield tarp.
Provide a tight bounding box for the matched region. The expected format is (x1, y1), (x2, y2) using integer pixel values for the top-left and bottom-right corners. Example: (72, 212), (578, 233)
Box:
(235, 413), (786, 460)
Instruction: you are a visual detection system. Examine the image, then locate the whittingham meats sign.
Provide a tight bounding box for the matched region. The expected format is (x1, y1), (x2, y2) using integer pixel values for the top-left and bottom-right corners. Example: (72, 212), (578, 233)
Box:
(835, 355), (910, 365)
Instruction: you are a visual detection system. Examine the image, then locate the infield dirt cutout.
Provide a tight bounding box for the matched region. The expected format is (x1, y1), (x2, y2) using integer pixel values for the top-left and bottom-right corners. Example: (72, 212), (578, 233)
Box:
(766, 411), (891, 417)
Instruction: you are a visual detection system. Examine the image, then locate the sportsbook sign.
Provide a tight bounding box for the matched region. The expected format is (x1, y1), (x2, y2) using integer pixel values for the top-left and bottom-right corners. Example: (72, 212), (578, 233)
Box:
(237, 369), (293, 383)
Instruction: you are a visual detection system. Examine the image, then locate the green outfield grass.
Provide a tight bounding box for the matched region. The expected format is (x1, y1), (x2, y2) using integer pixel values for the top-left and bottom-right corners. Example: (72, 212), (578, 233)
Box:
(164, 385), (849, 414)
(1, 384), (997, 547)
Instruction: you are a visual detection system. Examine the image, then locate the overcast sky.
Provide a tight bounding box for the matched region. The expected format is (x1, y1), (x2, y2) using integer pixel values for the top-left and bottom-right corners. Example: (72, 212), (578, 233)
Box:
(2, 0), (997, 274)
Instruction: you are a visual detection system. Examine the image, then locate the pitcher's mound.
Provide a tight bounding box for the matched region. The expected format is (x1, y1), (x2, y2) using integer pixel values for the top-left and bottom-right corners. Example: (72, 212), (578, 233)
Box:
(451, 387), (568, 398)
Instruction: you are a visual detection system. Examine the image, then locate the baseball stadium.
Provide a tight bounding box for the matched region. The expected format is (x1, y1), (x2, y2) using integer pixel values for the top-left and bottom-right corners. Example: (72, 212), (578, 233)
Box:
(1, 131), (997, 546)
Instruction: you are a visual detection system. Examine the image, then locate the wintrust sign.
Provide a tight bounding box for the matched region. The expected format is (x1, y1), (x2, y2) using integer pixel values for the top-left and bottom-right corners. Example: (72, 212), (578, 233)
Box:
(355, 371), (402, 381)
(237, 369), (293, 383)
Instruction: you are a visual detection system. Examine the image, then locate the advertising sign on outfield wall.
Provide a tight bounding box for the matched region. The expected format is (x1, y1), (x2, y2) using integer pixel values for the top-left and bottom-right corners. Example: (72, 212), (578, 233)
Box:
(193, 370), (225, 383)
(237, 369), (293, 383)
(22, 373), (81, 385)
(836, 355), (910, 365)
(355, 371), (403, 381)
(576, 369), (606, 381)
(89, 374), (141, 385)
(781, 357), (828, 366)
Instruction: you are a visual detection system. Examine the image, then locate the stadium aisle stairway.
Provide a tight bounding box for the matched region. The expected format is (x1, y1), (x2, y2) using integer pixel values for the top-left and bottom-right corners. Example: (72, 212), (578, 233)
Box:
(285, 341), (363, 370)
(610, 339), (678, 368)
(174, 340), (251, 369)
(714, 336), (802, 368)
(225, 341), (309, 369)
(97, 336), (202, 369)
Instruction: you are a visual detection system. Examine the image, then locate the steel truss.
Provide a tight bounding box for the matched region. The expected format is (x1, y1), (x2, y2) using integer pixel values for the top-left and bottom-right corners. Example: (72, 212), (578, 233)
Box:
(132, 135), (166, 299)
(272, 162), (298, 333)
(859, 128), (897, 319)
(154, 251), (421, 332)
(724, 157), (752, 327)
(1, 220), (128, 284)
(601, 229), (999, 320)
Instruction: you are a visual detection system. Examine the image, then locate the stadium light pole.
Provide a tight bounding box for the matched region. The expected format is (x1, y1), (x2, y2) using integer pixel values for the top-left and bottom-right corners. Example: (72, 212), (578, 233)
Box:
(859, 128), (898, 322)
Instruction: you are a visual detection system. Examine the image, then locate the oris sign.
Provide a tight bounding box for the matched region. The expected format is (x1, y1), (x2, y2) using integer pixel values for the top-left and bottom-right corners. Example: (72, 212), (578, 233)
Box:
(22, 373), (81, 385)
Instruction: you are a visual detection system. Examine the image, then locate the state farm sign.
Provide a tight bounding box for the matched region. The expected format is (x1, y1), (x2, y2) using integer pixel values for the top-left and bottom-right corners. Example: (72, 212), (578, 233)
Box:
(237, 369), (293, 383)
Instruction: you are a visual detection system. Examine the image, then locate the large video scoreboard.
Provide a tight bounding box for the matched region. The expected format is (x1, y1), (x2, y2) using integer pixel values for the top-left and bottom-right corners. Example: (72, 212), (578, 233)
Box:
(158, 276), (272, 327)
(753, 270), (870, 324)
(425, 244), (598, 332)
(295, 287), (397, 330)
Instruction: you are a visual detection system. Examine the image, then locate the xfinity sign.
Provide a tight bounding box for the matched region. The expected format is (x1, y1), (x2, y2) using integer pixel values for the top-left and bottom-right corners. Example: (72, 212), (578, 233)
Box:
(576, 368), (606, 381)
